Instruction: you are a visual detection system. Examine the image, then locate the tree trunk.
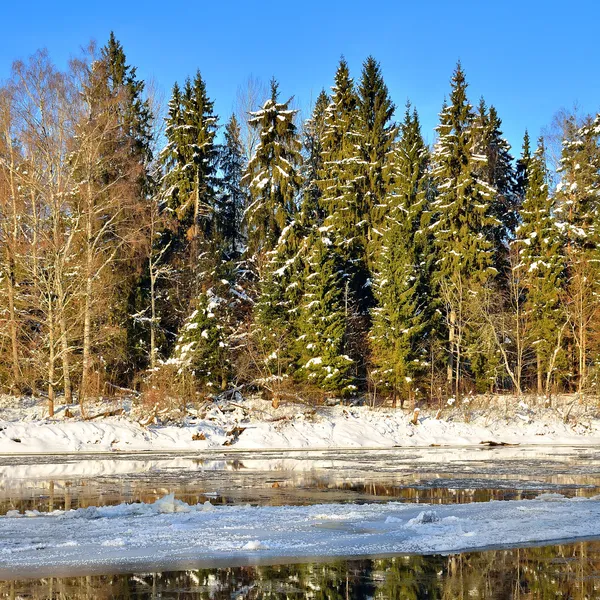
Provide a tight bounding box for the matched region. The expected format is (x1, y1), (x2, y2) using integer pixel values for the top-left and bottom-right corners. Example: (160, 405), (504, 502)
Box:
(448, 307), (456, 396)
(149, 255), (157, 370)
(6, 265), (20, 390)
(47, 299), (55, 418)
(80, 204), (94, 410)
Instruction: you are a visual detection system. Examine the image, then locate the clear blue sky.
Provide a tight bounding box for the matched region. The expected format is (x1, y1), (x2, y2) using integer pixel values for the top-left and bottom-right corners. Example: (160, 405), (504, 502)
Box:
(2, 0), (599, 154)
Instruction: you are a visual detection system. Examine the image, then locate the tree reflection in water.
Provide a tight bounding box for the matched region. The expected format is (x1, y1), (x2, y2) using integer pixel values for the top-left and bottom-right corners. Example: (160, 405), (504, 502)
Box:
(3, 540), (600, 599)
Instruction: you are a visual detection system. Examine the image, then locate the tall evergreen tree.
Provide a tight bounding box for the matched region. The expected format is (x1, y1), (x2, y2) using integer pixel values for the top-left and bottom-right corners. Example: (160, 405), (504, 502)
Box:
(219, 114), (246, 258)
(473, 99), (518, 274)
(555, 114), (600, 392)
(300, 89), (329, 226)
(317, 59), (368, 310)
(370, 106), (433, 404)
(516, 139), (565, 394)
(431, 63), (498, 396)
(242, 79), (303, 261)
(81, 33), (156, 393)
(160, 71), (219, 266)
(514, 130), (532, 206)
(356, 56), (396, 260)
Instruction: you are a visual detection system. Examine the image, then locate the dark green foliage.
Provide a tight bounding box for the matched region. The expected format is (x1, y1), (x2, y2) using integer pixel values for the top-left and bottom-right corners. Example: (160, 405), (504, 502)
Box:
(169, 285), (231, 391)
(473, 99), (518, 275)
(317, 59), (369, 311)
(296, 235), (355, 395)
(516, 139), (565, 381)
(370, 107), (433, 399)
(161, 71), (219, 257)
(514, 130), (532, 206)
(219, 114), (246, 258)
(356, 56), (396, 259)
(242, 79), (303, 259)
(431, 64), (498, 283)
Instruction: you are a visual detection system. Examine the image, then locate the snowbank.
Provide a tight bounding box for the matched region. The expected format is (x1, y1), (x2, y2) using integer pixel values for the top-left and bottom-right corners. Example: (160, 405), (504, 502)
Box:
(2, 493), (600, 578)
(1, 396), (600, 454)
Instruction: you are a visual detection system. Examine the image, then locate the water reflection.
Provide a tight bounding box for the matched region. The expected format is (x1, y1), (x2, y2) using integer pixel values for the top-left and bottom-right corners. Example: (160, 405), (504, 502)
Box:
(3, 541), (600, 599)
(2, 447), (600, 515)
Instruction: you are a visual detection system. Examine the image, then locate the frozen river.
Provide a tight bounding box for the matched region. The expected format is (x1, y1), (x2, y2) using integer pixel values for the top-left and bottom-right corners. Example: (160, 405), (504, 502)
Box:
(2, 445), (600, 597)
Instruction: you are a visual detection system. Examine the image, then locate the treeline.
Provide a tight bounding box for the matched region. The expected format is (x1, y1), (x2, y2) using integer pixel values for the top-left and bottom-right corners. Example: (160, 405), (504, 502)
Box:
(1, 34), (599, 413)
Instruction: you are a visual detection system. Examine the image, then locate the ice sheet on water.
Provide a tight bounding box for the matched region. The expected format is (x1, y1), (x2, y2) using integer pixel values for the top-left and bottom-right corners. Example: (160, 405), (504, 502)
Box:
(3, 494), (600, 578)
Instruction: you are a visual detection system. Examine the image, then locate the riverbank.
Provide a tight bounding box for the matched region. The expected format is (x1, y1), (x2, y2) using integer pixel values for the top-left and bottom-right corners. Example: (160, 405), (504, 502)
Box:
(1, 393), (600, 453)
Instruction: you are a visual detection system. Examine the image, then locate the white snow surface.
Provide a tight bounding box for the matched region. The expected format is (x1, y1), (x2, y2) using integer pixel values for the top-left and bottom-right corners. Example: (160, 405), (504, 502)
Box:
(1, 395), (600, 454)
(2, 493), (600, 577)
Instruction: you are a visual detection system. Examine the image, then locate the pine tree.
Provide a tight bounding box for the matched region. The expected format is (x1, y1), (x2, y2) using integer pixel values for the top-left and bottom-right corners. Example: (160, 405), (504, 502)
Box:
(219, 114), (246, 258)
(356, 56), (396, 261)
(516, 138), (565, 394)
(242, 79), (303, 260)
(431, 63), (498, 396)
(370, 106), (433, 405)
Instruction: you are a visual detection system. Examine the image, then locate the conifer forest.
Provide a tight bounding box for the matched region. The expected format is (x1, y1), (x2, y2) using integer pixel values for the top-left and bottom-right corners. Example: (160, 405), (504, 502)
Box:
(2, 34), (600, 415)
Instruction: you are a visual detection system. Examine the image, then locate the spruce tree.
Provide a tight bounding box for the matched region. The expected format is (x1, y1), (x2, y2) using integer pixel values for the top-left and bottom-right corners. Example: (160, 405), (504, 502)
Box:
(357, 56), (396, 262)
(295, 235), (355, 395)
(160, 71), (219, 266)
(370, 106), (433, 405)
(219, 114), (246, 258)
(431, 63), (498, 396)
(242, 79), (303, 260)
(301, 89), (329, 226)
(317, 59), (368, 310)
(555, 114), (600, 392)
(167, 284), (231, 392)
(83, 33), (156, 391)
(514, 130), (532, 206)
(516, 139), (565, 394)
(473, 99), (518, 274)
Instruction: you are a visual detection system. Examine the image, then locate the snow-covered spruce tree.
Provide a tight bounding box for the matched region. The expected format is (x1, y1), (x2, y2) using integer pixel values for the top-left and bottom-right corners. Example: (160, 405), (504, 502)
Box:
(514, 130), (532, 208)
(516, 138), (565, 395)
(313, 59), (372, 379)
(370, 106), (433, 405)
(431, 63), (498, 397)
(159, 72), (236, 394)
(242, 78), (303, 261)
(218, 114), (246, 259)
(317, 59), (368, 308)
(160, 71), (219, 273)
(301, 89), (329, 227)
(166, 283), (231, 392)
(473, 99), (518, 276)
(242, 79), (303, 393)
(555, 114), (600, 392)
(295, 234), (355, 395)
(356, 56), (396, 266)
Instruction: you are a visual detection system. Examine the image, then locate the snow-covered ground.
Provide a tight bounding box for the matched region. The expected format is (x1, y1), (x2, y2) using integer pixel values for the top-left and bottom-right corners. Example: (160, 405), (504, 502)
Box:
(1, 394), (600, 453)
(1, 493), (600, 578)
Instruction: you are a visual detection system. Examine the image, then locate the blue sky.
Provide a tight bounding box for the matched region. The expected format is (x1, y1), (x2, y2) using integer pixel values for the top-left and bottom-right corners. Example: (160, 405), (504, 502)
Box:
(2, 0), (599, 154)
